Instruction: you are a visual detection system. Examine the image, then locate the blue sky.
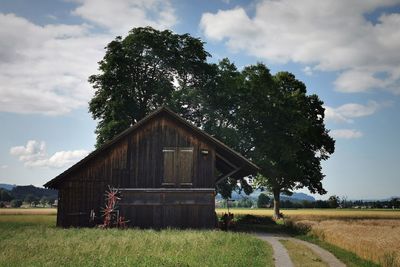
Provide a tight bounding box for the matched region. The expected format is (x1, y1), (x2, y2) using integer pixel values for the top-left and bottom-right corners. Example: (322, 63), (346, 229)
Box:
(0, 0), (399, 199)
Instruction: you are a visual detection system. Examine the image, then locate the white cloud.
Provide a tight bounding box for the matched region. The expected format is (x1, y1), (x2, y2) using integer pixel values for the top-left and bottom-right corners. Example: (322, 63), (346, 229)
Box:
(324, 101), (387, 123)
(0, 13), (106, 115)
(0, 0), (177, 115)
(334, 69), (387, 93)
(302, 66), (313, 76)
(71, 0), (177, 35)
(10, 140), (47, 162)
(0, 165), (8, 169)
(200, 0), (400, 94)
(10, 140), (89, 168)
(331, 129), (363, 139)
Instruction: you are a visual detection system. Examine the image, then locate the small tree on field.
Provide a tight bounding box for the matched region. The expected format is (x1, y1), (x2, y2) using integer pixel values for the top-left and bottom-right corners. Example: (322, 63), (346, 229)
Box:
(301, 200), (314, 208)
(237, 198), (253, 208)
(24, 194), (37, 205)
(40, 196), (49, 207)
(391, 197), (400, 209)
(257, 193), (271, 208)
(10, 199), (22, 208)
(340, 195), (349, 208)
(328, 195), (340, 208)
(314, 200), (329, 208)
(0, 189), (13, 202)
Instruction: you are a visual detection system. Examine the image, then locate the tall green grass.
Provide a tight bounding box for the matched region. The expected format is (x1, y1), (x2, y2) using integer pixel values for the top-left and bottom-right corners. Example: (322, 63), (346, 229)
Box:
(0, 215), (273, 267)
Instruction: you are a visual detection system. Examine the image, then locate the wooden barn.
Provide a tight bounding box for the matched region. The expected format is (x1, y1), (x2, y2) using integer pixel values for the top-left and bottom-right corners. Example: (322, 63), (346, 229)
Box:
(44, 107), (258, 228)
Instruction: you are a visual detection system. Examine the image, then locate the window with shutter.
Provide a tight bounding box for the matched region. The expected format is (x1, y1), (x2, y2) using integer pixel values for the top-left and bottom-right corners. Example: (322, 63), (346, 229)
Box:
(178, 148), (193, 185)
(162, 148), (175, 185)
(162, 147), (193, 186)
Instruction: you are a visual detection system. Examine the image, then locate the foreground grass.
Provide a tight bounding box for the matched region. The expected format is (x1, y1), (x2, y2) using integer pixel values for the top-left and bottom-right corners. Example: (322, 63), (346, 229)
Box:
(280, 239), (327, 267)
(0, 215), (273, 267)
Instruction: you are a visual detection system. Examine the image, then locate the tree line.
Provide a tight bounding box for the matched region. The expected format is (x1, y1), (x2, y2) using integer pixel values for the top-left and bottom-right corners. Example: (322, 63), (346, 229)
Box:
(216, 193), (400, 209)
(0, 186), (57, 208)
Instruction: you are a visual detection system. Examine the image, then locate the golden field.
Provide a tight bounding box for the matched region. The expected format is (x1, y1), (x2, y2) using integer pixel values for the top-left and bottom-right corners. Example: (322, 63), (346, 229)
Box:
(294, 219), (400, 266)
(3, 207), (399, 219)
(0, 208), (56, 215)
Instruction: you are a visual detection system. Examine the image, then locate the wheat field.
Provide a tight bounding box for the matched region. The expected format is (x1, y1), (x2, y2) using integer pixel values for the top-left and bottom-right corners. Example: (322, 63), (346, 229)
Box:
(293, 219), (400, 266)
(0, 208), (56, 215)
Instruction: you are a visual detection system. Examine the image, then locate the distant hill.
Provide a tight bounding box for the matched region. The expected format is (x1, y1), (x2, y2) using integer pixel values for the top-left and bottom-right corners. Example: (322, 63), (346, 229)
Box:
(11, 185), (57, 200)
(281, 192), (315, 202)
(216, 189), (315, 202)
(0, 183), (16, 191)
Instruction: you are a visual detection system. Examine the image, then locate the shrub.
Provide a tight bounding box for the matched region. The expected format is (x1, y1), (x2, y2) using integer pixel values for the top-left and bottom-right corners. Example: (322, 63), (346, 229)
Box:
(10, 199), (23, 208)
(0, 189), (13, 202)
(257, 193), (271, 208)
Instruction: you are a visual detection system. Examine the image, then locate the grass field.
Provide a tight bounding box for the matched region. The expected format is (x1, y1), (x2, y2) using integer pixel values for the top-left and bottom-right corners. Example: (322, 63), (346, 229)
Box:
(0, 213), (273, 267)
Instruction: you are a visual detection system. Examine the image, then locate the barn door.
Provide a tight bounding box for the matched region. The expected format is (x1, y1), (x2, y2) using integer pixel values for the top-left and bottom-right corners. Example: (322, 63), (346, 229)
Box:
(162, 147), (193, 186)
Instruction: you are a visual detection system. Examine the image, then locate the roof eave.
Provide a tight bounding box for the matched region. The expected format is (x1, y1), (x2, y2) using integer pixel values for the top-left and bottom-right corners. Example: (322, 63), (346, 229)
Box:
(44, 106), (260, 188)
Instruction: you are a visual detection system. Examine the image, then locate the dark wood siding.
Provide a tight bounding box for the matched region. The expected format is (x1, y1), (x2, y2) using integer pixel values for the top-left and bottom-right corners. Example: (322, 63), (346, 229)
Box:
(55, 114), (216, 228)
(119, 189), (215, 229)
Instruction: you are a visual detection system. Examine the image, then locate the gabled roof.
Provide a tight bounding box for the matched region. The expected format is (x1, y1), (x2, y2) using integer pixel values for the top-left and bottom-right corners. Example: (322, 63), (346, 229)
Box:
(44, 107), (259, 189)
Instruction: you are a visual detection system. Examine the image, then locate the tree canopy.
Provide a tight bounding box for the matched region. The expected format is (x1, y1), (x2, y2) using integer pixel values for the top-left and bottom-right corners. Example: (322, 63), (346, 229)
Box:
(186, 62), (335, 213)
(257, 193), (271, 208)
(89, 27), (335, 217)
(238, 65), (335, 217)
(89, 27), (212, 147)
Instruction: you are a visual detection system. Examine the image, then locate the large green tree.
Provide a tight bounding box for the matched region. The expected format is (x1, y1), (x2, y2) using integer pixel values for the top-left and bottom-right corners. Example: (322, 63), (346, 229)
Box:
(88, 28), (248, 198)
(88, 27), (334, 212)
(190, 61), (335, 216)
(237, 65), (335, 218)
(192, 59), (254, 198)
(89, 27), (211, 147)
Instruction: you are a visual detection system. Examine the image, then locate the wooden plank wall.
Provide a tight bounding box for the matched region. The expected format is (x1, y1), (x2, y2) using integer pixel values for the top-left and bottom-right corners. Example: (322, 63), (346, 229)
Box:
(119, 189), (216, 229)
(56, 114), (216, 228)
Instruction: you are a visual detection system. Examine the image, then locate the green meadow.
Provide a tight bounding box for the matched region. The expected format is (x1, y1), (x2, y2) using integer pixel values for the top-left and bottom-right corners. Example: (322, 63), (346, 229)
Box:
(0, 214), (273, 267)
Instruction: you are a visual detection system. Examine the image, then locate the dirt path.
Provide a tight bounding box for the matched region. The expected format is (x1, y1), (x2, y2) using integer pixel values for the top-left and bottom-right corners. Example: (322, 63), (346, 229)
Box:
(256, 233), (294, 267)
(255, 233), (345, 267)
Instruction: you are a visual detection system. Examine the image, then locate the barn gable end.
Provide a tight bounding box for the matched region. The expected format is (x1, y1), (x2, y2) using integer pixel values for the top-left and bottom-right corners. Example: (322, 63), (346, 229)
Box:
(45, 107), (258, 228)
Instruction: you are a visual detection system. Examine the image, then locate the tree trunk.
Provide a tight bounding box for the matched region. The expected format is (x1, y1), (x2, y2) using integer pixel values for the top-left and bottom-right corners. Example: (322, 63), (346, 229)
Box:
(273, 189), (281, 219)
